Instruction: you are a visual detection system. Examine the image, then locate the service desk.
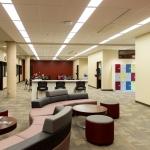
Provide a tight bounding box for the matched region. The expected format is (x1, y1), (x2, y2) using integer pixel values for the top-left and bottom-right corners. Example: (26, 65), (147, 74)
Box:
(32, 80), (88, 100)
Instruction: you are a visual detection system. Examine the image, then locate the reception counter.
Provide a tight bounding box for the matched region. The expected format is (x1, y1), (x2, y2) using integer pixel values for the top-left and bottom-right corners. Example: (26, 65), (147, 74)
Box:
(32, 80), (88, 100)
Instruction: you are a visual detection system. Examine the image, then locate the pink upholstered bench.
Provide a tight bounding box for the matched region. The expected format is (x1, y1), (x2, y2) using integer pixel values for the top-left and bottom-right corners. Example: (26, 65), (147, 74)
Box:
(0, 98), (96, 149)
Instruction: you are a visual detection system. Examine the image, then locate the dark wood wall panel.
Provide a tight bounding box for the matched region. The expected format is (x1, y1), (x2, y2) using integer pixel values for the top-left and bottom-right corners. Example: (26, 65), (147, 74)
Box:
(30, 60), (73, 80)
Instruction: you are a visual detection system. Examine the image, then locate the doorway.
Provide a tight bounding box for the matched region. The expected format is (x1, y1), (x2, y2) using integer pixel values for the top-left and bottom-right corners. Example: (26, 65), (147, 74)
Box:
(76, 65), (79, 80)
(96, 61), (101, 89)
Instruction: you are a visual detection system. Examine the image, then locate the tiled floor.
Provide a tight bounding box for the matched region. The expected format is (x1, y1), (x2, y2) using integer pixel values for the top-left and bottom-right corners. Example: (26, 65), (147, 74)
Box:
(0, 82), (150, 150)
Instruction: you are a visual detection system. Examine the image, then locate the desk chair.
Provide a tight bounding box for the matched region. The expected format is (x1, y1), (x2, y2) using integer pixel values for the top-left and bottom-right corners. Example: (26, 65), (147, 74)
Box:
(37, 81), (48, 99)
(28, 78), (32, 91)
(24, 79), (28, 90)
(74, 81), (86, 93)
(55, 81), (66, 89)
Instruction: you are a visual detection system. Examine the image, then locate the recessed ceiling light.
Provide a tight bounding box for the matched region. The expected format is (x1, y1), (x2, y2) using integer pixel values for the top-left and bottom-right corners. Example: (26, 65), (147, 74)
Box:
(2, 45), (6, 48)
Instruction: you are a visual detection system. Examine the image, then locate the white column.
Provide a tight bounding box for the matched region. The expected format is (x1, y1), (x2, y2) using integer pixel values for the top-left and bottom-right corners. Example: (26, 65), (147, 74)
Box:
(25, 56), (30, 80)
(7, 42), (16, 97)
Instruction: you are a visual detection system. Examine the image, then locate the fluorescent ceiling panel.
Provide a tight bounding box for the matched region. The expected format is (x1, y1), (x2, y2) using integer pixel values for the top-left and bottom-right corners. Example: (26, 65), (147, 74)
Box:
(107, 33), (123, 40)
(88, 0), (103, 7)
(54, 45), (67, 59)
(2, 4), (20, 20)
(69, 17), (150, 60)
(54, 0), (103, 60)
(0, 0), (12, 4)
(120, 24), (141, 34)
(13, 20), (25, 31)
(1, 1), (39, 60)
(64, 38), (71, 43)
(78, 7), (96, 23)
(24, 37), (31, 43)
(75, 45), (98, 57)
(19, 30), (29, 38)
(70, 22), (84, 33)
(138, 17), (150, 25)
(67, 32), (76, 39)
(67, 56), (74, 60)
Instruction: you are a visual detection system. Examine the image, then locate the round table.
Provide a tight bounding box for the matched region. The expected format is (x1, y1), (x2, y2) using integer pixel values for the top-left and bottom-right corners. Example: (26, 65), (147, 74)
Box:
(73, 104), (107, 128)
(0, 116), (17, 135)
(73, 104), (107, 116)
(0, 108), (8, 116)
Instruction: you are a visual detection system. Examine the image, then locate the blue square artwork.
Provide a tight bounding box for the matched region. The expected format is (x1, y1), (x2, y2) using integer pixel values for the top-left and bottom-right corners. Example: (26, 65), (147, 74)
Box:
(126, 64), (131, 73)
(126, 81), (131, 90)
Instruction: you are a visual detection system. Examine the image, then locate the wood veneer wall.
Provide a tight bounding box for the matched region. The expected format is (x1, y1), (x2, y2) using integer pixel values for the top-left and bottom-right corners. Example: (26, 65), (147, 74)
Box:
(30, 60), (73, 80)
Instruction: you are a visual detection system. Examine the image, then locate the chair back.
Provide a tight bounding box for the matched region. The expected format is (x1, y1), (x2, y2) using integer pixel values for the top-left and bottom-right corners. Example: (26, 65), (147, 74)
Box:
(38, 81), (47, 88)
(55, 81), (65, 89)
(76, 81), (85, 88)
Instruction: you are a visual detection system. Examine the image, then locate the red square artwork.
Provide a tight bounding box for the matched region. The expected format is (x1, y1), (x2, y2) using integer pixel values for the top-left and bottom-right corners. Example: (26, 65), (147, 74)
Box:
(115, 64), (121, 73)
(115, 82), (121, 90)
(131, 73), (135, 81)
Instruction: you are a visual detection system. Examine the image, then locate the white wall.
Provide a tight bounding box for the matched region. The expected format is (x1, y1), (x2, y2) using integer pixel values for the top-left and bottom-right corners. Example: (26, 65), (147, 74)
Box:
(73, 58), (88, 80)
(88, 51), (103, 87)
(102, 50), (135, 90)
(79, 58), (88, 79)
(135, 33), (150, 105)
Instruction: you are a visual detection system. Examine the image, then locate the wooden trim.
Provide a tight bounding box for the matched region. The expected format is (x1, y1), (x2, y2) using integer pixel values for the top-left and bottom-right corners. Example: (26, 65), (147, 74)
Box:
(135, 100), (150, 107)
(101, 89), (114, 91)
(88, 85), (97, 88)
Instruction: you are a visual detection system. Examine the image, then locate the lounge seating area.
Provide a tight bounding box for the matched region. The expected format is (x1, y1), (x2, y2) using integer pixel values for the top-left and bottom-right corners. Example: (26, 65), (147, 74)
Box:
(0, 89), (97, 149)
(1, 0), (150, 149)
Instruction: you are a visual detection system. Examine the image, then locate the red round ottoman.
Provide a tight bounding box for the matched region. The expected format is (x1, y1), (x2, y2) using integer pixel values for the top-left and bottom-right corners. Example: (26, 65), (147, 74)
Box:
(86, 115), (114, 145)
(0, 108), (8, 116)
(100, 100), (119, 119)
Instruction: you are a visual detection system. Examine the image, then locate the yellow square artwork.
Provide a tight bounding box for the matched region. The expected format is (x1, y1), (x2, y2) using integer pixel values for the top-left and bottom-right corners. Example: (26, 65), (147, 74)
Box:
(120, 72), (126, 81)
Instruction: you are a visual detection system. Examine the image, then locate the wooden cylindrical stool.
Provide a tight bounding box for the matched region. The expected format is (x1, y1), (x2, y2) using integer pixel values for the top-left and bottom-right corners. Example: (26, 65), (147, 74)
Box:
(86, 115), (114, 145)
(100, 100), (119, 119)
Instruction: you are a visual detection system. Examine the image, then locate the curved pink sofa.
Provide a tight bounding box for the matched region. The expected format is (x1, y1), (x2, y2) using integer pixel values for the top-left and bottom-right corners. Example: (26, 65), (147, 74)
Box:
(0, 98), (96, 149)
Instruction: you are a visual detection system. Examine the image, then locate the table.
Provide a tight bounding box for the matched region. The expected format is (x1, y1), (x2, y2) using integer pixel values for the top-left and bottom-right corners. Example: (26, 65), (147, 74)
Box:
(0, 108), (8, 116)
(73, 104), (107, 116)
(73, 104), (107, 128)
(0, 116), (17, 135)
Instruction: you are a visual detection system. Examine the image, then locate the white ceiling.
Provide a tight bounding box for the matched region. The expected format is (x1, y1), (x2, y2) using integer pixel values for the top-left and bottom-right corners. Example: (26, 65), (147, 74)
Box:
(0, 0), (150, 60)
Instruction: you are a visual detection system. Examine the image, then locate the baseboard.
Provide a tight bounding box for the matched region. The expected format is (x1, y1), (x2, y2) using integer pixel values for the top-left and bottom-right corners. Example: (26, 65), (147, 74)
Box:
(88, 85), (97, 88)
(101, 89), (114, 91)
(135, 100), (150, 107)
